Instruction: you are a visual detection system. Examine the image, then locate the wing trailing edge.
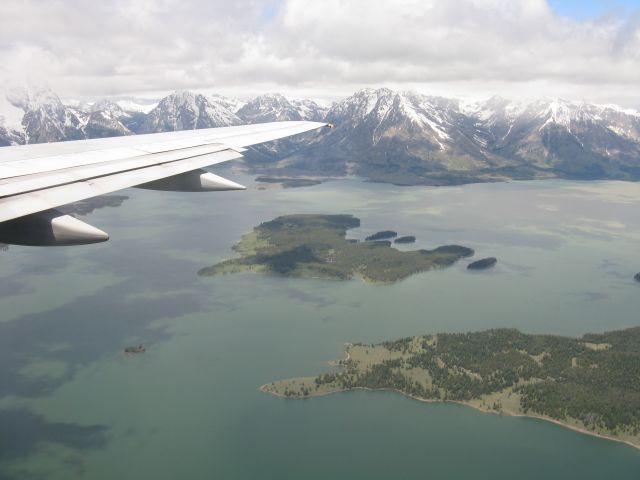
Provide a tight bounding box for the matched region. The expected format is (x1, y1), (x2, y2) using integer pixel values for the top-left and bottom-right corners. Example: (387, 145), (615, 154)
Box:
(0, 120), (330, 245)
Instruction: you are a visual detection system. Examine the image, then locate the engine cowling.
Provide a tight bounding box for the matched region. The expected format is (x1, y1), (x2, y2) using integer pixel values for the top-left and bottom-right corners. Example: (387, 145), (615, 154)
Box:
(0, 209), (109, 246)
(136, 169), (246, 192)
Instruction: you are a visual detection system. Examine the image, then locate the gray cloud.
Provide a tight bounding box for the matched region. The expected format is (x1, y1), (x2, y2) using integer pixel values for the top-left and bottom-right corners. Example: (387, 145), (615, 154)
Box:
(1, 0), (639, 106)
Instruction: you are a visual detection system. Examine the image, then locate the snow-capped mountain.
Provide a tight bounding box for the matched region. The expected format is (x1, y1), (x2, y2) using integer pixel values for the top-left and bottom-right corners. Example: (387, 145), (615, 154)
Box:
(0, 89), (136, 144)
(290, 99), (328, 122)
(81, 99), (133, 138)
(325, 88), (483, 156)
(236, 93), (327, 123)
(0, 93), (25, 146)
(90, 99), (128, 117)
(254, 88), (640, 184)
(0, 124), (22, 147)
(5, 87), (87, 144)
(209, 94), (246, 115)
(235, 94), (330, 168)
(2, 86), (640, 185)
(139, 91), (241, 133)
(261, 88), (505, 181)
(459, 96), (640, 179)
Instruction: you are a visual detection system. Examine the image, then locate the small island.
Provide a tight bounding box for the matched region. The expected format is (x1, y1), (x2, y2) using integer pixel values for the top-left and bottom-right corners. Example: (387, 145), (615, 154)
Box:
(365, 230), (398, 241)
(255, 176), (323, 189)
(198, 214), (473, 284)
(467, 257), (497, 270)
(124, 345), (145, 355)
(394, 236), (416, 244)
(262, 327), (640, 450)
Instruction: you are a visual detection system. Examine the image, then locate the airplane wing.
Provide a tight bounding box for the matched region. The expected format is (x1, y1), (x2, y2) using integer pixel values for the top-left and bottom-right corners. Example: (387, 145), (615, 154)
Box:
(0, 121), (329, 246)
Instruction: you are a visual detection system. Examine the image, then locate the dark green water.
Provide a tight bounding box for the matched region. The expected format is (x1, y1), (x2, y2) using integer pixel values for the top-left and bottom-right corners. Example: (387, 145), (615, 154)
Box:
(1, 168), (640, 479)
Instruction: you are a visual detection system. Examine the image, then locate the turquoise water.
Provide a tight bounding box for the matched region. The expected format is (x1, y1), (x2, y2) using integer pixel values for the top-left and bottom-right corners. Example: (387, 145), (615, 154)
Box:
(1, 168), (640, 479)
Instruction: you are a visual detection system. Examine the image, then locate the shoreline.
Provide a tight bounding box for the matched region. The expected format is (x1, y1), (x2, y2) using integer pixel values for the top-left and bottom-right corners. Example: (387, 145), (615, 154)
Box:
(327, 343), (352, 367)
(260, 339), (640, 452)
(259, 383), (640, 451)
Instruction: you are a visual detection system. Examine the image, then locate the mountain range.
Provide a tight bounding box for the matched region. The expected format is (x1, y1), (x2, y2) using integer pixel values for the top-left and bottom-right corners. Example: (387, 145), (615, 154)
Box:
(2, 86), (640, 186)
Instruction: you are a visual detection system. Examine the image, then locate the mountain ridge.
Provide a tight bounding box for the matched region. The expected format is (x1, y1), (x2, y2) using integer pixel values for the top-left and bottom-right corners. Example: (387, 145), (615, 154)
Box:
(2, 86), (640, 185)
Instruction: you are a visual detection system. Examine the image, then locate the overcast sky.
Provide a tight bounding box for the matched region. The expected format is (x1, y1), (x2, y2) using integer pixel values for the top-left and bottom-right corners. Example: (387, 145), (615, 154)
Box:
(1, 0), (639, 106)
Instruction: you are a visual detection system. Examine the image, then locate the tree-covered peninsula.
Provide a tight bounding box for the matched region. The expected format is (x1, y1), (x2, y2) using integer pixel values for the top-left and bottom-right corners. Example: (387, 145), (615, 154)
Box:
(198, 214), (473, 283)
(262, 327), (640, 450)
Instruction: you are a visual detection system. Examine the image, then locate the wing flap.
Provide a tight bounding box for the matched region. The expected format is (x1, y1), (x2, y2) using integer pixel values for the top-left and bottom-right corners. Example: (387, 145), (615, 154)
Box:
(0, 121), (325, 177)
(0, 143), (234, 198)
(0, 149), (243, 223)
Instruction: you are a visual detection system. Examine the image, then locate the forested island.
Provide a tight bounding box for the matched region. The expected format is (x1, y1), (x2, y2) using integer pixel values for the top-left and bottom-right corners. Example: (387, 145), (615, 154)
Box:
(394, 236), (416, 244)
(365, 231), (398, 241)
(262, 327), (640, 449)
(124, 345), (145, 355)
(255, 176), (323, 189)
(198, 214), (473, 283)
(468, 257), (497, 270)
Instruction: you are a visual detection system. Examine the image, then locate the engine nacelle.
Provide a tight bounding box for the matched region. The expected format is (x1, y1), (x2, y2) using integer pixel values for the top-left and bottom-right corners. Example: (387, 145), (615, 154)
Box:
(0, 210), (109, 246)
(136, 169), (246, 192)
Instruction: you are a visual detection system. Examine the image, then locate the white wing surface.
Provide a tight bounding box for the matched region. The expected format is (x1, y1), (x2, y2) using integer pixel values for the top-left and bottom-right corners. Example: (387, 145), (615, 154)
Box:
(0, 121), (328, 245)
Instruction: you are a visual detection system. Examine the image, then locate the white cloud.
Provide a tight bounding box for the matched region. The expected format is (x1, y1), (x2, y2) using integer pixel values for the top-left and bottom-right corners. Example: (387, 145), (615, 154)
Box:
(0, 0), (638, 105)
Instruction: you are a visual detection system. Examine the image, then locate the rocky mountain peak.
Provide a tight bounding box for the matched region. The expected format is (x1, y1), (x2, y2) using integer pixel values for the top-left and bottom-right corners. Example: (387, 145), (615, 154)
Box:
(237, 93), (302, 123)
(5, 87), (85, 144)
(236, 93), (327, 123)
(139, 90), (241, 133)
(90, 99), (126, 117)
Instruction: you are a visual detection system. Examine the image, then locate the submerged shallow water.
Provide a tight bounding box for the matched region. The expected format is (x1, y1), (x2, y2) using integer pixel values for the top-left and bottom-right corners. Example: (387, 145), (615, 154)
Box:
(2, 167), (640, 479)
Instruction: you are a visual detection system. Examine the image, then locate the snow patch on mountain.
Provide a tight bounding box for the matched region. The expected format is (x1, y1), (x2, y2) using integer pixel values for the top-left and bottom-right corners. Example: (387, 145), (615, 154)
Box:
(209, 94), (246, 114)
(90, 99), (126, 116)
(539, 100), (574, 130)
(290, 98), (328, 121)
(116, 99), (159, 114)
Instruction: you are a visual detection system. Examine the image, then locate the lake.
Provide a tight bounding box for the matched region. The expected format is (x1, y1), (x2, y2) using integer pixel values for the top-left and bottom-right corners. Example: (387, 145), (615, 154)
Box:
(1, 166), (640, 479)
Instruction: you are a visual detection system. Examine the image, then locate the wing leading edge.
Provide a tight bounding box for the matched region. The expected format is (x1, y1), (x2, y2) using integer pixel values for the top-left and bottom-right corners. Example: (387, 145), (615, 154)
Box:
(0, 121), (329, 246)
